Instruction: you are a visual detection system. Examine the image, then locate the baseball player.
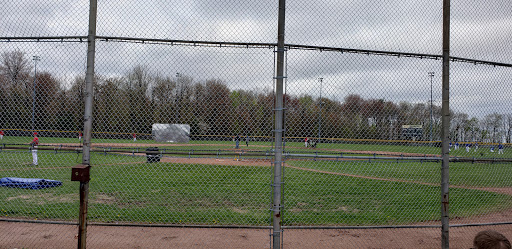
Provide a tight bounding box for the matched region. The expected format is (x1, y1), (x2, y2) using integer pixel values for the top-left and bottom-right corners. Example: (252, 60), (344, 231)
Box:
(78, 131), (82, 142)
(455, 142), (459, 150)
(465, 143), (470, 152)
(474, 142), (478, 152)
(449, 142), (452, 151)
(245, 135), (250, 147)
(305, 137), (309, 148)
(235, 134), (240, 149)
(499, 143), (504, 154)
(132, 133), (137, 142)
(0, 130), (4, 140)
(29, 132), (39, 166)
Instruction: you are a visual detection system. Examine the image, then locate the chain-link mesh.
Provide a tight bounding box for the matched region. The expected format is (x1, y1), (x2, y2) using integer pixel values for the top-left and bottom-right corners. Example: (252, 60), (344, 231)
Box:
(286, 1), (443, 54)
(1, 0), (512, 248)
(448, 0), (512, 246)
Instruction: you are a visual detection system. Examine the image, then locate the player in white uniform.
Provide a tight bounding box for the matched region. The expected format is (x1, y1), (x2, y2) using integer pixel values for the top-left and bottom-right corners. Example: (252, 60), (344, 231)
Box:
(30, 132), (39, 166)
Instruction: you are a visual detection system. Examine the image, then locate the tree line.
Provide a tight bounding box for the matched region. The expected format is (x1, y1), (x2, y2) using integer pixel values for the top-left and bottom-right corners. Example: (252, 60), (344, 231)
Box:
(1, 50), (511, 143)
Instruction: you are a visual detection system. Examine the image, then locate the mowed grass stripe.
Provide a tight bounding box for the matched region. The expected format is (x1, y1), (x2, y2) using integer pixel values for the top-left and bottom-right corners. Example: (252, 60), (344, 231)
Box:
(286, 159), (512, 188)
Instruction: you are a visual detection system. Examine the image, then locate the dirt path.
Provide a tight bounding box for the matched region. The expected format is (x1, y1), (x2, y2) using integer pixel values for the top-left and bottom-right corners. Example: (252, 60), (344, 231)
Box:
(2, 219), (511, 249)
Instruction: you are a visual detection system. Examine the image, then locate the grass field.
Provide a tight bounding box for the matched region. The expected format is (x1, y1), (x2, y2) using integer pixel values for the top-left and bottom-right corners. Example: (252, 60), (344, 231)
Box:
(1, 136), (512, 226)
(285, 160), (512, 188)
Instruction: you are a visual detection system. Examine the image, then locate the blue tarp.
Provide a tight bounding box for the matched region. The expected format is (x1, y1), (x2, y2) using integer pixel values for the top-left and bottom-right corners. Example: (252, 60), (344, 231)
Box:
(0, 177), (62, 189)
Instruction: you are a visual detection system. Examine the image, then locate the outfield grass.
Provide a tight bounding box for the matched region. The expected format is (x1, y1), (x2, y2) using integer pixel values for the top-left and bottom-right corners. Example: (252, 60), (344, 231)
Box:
(285, 160), (512, 188)
(285, 141), (512, 159)
(0, 135), (272, 153)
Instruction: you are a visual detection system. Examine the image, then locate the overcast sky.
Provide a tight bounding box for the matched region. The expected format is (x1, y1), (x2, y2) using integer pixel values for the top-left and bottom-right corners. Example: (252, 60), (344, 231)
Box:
(1, 0), (511, 118)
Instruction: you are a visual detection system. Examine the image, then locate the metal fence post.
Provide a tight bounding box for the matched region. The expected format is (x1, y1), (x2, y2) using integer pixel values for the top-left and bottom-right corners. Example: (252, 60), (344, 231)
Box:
(441, 0), (451, 248)
(272, 0), (286, 248)
(78, 0), (97, 248)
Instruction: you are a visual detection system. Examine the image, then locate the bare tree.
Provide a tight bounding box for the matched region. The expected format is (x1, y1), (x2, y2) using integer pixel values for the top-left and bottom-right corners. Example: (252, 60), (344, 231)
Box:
(482, 113), (503, 143)
(504, 114), (512, 143)
(0, 49), (31, 88)
(451, 112), (468, 142)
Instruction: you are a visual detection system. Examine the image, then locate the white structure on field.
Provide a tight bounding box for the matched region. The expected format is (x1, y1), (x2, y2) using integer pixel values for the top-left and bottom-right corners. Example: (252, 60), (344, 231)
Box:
(152, 124), (190, 143)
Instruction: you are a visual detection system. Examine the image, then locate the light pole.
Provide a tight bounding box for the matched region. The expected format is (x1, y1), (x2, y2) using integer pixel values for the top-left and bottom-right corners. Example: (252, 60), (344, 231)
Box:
(32, 56), (40, 132)
(175, 72), (181, 124)
(317, 77), (323, 141)
(428, 72), (434, 143)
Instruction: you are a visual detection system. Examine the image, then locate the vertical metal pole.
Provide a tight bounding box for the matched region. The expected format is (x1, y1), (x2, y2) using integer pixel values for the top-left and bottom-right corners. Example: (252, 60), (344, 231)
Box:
(175, 72), (180, 124)
(32, 56), (40, 132)
(429, 72), (434, 143)
(441, 0), (450, 248)
(78, 0), (97, 248)
(32, 60), (36, 132)
(273, 0), (286, 248)
(318, 78), (323, 141)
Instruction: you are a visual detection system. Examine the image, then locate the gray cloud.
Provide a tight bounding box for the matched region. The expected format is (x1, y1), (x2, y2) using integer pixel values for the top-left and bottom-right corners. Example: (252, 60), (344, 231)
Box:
(1, 0), (511, 119)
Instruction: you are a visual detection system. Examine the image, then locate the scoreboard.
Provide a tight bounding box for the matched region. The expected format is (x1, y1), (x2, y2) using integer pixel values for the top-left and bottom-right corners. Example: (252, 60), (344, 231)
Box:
(402, 125), (423, 140)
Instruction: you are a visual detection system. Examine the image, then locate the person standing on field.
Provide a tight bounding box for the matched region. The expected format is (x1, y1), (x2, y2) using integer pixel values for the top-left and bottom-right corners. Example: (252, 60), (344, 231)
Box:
(499, 143), (504, 154)
(305, 137), (309, 147)
(0, 130), (4, 140)
(29, 132), (39, 166)
(235, 134), (240, 149)
(78, 131), (82, 142)
(245, 135), (250, 147)
(474, 142), (479, 152)
(132, 133), (137, 142)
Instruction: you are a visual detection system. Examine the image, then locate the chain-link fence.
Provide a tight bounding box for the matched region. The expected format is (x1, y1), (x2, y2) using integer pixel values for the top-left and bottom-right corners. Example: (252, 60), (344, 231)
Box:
(1, 0), (512, 248)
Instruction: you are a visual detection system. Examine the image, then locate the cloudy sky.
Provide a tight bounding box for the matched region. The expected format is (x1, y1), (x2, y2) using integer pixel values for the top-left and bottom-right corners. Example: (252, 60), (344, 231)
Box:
(1, 0), (511, 118)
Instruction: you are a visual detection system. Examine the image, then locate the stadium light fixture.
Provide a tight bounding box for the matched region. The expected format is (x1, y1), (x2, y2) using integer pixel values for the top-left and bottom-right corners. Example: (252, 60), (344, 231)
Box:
(428, 72), (434, 144)
(175, 72), (181, 124)
(318, 77), (323, 141)
(32, 55), (41, 132)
